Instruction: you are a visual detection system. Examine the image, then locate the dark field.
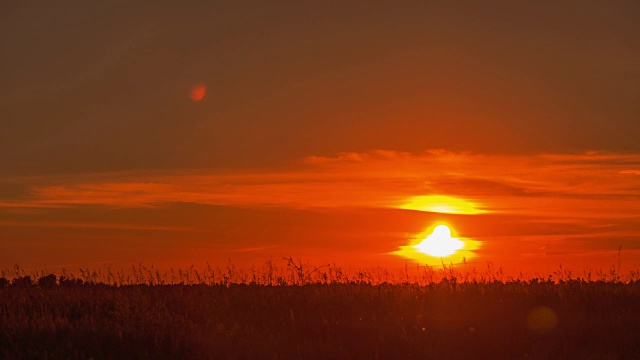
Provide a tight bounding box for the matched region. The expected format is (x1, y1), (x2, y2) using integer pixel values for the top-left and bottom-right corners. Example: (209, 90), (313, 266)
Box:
(1, 266), (640, 359)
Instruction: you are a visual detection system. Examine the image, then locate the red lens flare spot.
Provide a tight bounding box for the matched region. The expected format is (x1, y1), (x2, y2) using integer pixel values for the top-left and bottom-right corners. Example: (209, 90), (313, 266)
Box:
(189, 84), (206, 101)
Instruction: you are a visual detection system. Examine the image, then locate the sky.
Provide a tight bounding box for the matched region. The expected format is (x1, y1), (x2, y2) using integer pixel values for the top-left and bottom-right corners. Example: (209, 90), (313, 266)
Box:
(1, 1), (639, 275)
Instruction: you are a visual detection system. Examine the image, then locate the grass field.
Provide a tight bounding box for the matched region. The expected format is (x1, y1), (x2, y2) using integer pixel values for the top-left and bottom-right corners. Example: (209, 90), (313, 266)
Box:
(1, 262), (640, 359)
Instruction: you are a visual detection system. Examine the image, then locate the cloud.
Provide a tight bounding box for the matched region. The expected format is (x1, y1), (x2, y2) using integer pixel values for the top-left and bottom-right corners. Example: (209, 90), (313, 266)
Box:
(2, 151), (639, 271)
(1, 150), (639, 219)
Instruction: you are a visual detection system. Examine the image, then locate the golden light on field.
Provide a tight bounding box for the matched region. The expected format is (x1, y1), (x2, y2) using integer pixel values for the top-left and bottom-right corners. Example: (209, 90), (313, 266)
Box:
(189, 84), (207, 101)
(399, 195), (486, 215)
(392, 223), (481, 265)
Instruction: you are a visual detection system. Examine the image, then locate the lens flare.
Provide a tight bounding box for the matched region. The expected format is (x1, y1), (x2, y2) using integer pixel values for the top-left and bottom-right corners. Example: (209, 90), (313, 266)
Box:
(526, 306), (559, 334)
(189, 84), (207, 101)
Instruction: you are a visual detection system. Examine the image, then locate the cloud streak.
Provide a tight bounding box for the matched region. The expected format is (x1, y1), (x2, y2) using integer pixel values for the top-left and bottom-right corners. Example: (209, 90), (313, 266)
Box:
(2, 151), (639, 273)
(1, 150), (639, 219)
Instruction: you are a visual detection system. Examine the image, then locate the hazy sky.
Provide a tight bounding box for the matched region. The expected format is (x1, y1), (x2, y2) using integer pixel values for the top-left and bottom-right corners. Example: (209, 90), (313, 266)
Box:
(1, 2), (639, 274)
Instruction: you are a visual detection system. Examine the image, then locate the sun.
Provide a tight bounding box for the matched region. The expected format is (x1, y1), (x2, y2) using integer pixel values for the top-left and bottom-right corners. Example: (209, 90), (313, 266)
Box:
(391, 223), (481, 265)
(414, 225), (464, 257)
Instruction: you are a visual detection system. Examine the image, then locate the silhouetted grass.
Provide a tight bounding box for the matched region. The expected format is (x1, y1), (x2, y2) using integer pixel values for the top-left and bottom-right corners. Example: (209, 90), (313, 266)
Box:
(1, 261), (640, 359)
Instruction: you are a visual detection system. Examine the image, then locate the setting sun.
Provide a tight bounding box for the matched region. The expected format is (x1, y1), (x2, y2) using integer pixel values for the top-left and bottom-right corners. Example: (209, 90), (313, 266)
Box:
(4, 2), (640, 357)
(393, 223), (481, 265)
(414, 225), (463, 257)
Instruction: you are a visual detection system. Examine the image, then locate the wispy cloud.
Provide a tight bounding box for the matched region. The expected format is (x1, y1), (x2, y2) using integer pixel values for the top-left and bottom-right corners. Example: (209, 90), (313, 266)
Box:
(2, 150), (639, 272)
(0, 220), (202, 232)
(1, 150), (639, 219)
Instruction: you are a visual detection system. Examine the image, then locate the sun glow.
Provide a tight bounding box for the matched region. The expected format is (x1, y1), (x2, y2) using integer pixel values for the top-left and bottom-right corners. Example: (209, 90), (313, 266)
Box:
(392, 224), (481, 265)
(399, 195), (486, 215)
(414, 225), (463, 257)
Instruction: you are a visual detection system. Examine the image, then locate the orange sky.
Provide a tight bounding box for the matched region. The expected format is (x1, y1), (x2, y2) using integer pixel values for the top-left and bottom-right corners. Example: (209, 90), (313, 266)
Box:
(2, 150), (639, 275)
(1, 2), (639, 276)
